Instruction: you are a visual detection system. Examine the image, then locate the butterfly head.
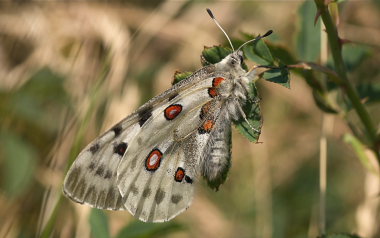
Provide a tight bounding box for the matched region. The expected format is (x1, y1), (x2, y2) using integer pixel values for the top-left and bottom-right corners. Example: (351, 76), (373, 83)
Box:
(221, 29), (272, 71)
(218, 50), (244, 69)
(214, 50), (247, 76)
(206, 8), (272, 72)
(229, 50), (244, 66)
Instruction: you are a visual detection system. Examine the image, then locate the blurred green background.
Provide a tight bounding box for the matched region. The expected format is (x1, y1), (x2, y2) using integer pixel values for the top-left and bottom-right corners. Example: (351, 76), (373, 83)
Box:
(0, 1), (379, 238)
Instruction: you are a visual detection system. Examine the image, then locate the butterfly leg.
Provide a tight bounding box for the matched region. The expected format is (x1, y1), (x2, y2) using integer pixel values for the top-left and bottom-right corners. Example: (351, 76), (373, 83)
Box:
(234, 98), (261, 134)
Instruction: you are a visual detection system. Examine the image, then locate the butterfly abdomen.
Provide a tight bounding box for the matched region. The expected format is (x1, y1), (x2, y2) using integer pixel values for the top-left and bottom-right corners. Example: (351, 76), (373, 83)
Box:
(201, 108), (232, 190)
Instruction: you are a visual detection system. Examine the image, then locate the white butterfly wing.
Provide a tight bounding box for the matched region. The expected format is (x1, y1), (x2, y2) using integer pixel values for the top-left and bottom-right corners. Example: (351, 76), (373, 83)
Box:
(63, 67), (231, 217)
(63, 118), (141, 209)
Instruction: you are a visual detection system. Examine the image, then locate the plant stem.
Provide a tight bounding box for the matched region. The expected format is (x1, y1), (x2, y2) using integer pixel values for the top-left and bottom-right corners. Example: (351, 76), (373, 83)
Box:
(319, 115), (328, 235)
(314, 0), (379, 160)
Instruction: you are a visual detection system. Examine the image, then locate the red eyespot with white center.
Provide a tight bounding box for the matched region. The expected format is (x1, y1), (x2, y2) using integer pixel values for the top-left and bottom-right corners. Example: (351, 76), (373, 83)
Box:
(145, 149), (163, 171)
(164, 104), (183, 120)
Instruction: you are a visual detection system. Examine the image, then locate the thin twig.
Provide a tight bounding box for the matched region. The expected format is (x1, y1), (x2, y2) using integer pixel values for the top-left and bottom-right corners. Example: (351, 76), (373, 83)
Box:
(319, 116), (327, 235)
(318, 18), (329, 236)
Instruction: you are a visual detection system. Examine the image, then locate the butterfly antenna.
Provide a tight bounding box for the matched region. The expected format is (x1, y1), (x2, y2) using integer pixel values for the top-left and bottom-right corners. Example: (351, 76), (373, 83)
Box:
(236, 30), (273, 52)
(206, 8), (234, 51)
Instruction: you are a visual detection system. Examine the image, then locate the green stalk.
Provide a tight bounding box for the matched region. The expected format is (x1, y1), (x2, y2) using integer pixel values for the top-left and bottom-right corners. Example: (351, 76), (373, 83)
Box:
(314, 0), (379, 159)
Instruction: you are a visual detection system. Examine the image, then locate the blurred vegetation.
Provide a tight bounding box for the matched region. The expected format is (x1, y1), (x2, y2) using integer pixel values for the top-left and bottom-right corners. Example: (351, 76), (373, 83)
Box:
(0, 1), (379, 238)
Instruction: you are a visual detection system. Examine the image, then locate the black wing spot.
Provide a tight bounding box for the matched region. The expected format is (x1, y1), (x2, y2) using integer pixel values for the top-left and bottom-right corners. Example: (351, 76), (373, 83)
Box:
(89, 143), (100, 154)
(95, 165), (105, 177)
(114, 142), (128, 156)
(185, 175), (193, 184)
(142, 188), (151, 198)
(155, 189), (165, 204)
(138, 106), (153, 127)
(88, 162), (96, 171)
(104, 170), (112, 179)
(171, 194), (183, 204)
(111, 125), (122, 137)
(198, 127), (207, 134)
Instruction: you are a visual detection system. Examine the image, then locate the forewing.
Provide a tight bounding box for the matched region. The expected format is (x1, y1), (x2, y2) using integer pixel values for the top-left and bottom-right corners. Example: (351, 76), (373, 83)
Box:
(63, 122), (139, 210)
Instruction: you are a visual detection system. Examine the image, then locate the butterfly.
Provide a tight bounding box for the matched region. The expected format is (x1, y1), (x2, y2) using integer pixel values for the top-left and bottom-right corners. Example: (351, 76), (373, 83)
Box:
(63, 8), (272, 222)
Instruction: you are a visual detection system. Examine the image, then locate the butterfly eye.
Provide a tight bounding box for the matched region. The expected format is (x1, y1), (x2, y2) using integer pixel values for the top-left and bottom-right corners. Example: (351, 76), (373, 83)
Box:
(230, 59), (238, 66)
(239, 55), (244, 63)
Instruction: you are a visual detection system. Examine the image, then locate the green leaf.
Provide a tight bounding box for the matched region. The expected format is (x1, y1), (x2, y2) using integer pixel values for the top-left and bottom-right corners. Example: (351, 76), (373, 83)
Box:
(172, 71), (193, 85)
(201, 46), (232, 66)
(297, 0), (321, 61)
(234, 83), (262, 142)
(115, 221), (183, 238)
(266, 43), (298, 65)
(244, 39), (274, 65)
(244, 46), (268, 65)
(240, 32), (274, 65)
(252, 39), (274, 64)
(263, 66), (291, 89)
(343, 133), (379, 175)
(0, 130), (37, 197)
(357, 83), (380, 104)
(89, 209), (110, 238)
